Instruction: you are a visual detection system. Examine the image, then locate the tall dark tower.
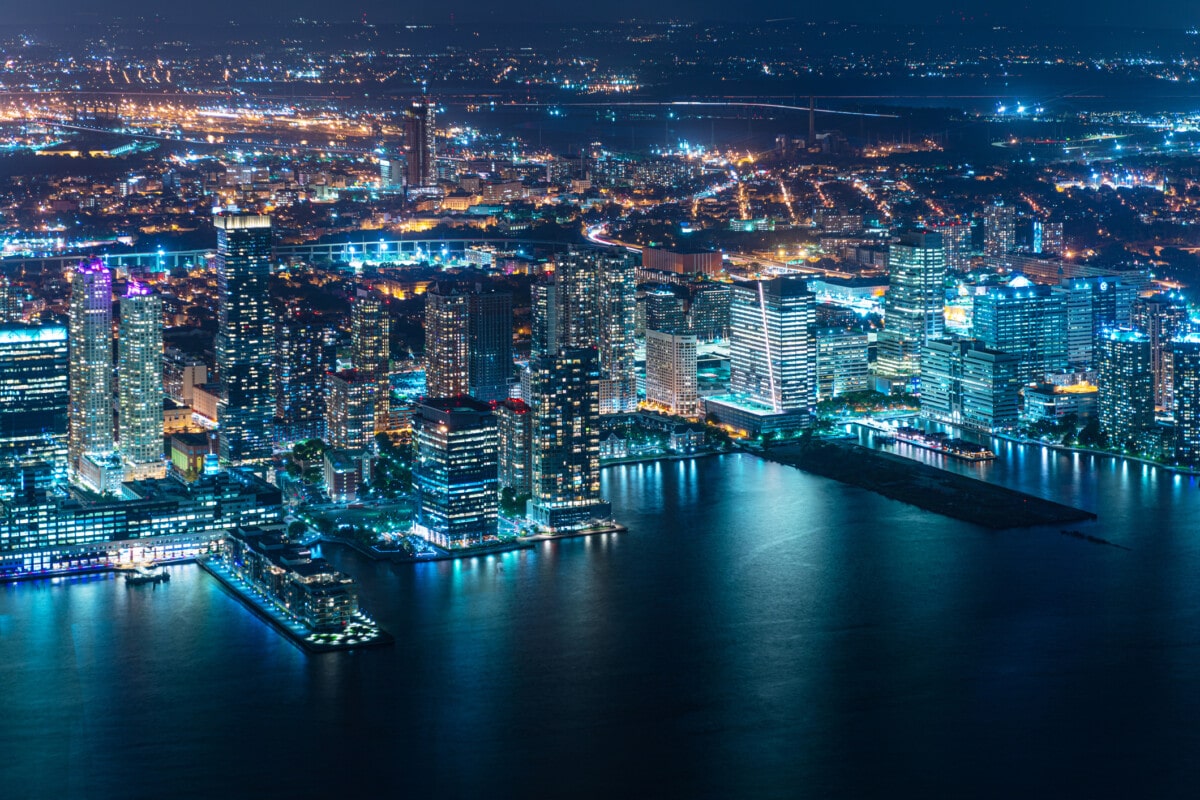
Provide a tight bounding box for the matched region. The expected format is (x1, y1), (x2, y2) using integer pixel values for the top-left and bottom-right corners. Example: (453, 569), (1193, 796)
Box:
(404, 99), (436, 189)
(215, 214), (275, 464)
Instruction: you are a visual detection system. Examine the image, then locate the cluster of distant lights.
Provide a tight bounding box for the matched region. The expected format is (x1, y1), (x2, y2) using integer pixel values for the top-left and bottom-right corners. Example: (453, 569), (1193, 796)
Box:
(995, 103), (1045, 115)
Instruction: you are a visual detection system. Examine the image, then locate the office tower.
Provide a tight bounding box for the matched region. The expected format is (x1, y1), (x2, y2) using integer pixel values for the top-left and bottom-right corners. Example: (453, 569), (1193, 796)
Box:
(729, 276), (816, 412)
(984, 201), (1016, 263)
(0, 324), (68, 496)
(527, 348), (610, 530)
(495, 398), (531, 497)
(413, 397), (498, 547)
(686, 281), (731, 341)
(1097, 330), (1154, 448)
(325, 369), (376, 451)
(815, 327), (870, 401)
(1132, 294), (1188, 412)
(68, 257), (114, 472)
(530, 280), (559, 358)
(645, 287), (687, 334)
(645, 329), (699, 416)
(920, 339), (1020, 433)
(404, 99), (436, 188)
(424, 282), (470, 398)
(274, 309), (333, 444)
(378, 154), (403, 189)
(971, 277), (1067, 385)
(351, 290), (391, 431)
(1172, 336), (1200, 465)
(597, 253), (637, 414)
(1058, 277), (1138, 372)
(468, 288), (513, 402)
(215, 214), (275, 464)
(118, 281), (165, 480)
(876, 230), (946, 379)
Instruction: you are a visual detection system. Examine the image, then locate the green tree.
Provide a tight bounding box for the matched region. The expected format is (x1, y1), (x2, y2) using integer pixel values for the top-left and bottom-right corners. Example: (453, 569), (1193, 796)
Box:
(287, 521), (307, 539)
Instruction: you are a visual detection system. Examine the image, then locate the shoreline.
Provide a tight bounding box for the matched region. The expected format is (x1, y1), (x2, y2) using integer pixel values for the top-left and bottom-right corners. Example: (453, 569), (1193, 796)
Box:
(326, 523), (629, 564)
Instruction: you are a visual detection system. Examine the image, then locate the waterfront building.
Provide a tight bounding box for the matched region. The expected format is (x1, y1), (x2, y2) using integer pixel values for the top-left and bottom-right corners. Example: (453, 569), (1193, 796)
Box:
(323, 449), (367, 504)
(274, 310), (333, 445)
(215, 214), (275, 464)
(351, 290), (391, 432)
(1057, 277), (1138, 372)
(68, 257), (114, 474)
(876, 230), (947, 380)
(1172, 336), (1200, 466)
(1132, 294), (1189, 413)
(729, 276), (815, 412)
(404, 99), (436, 189)
(325, 370), (376, 451)
(645, 329), (699, 417)
(495, 398), (532, 497)
(971, 277), (1067, 385)
(0, 324), (68, 496)
(815, 327), (870, 401)
(0, 469), (282, 578)
(1097, 330), (1154, 449)
(118, 281), (165, 480)
(1021, 382), (1099, 425)
(413, 397), (499, 547)
(527, 348), (610, 530)
(920, 339), (1020, 433)
(468, 288), (513, 402)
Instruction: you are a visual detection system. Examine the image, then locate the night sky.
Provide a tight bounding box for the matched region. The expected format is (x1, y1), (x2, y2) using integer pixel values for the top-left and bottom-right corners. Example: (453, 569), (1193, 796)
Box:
(4, 1), (1193, 27)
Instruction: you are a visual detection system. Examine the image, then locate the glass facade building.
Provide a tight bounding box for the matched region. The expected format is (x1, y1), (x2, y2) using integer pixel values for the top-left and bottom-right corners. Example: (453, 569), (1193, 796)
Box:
(68, 257), (114, 473)
(729, 276), (815, 413)
(1097, 330), (1154, 448)
(118, 281), (165, 480)
(876, 230), (946, 379)
(971, 278), (1067, 385)
(413, 397), (499, 547)
(0, 324), (68, 496)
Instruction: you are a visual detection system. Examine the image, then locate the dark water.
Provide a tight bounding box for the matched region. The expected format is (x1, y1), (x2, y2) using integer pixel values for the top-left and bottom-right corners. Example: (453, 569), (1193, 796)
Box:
(4, 449), (1200, 798)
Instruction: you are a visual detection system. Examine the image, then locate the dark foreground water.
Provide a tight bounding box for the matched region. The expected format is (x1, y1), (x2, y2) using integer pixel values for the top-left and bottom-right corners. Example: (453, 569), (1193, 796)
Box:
(4, 450), (1200, 798)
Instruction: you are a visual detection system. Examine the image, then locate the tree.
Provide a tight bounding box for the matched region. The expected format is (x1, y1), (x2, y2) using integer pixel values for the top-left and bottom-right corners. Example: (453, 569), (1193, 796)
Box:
(1077, 420), (1108, 449)
(287, 521), (307, 539)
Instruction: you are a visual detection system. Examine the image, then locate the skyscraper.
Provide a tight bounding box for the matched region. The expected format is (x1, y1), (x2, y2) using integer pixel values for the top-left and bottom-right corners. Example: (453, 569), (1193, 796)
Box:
(527, 347), (610, 530)
(215, 214), (275, 464)
(351, 290), (391, 432)
(597, 253), (637, 414)
(68, 257), (113, 473)
(468, 288), (513, 402)
(984, 201), (1016, 264)
(1171, 336), (1200, 466)
(423, 282), (470, 398)
(645, 329), (699, 417)
(274, 308), (333, 444)
(0, 324), (68, 496)
(1097, 330), (1153, 449)
(413, 397), (498, 547)
(495, 398), (531, 498)
(118, 281), (165, 480)
(530, 280), (560, 358)
(1058, 276), (1138, 372)
(325, 369), (376, 451)
(876, 230), (946, 380)
(971, 277), (1068, 385)
(920, 339), (1020, 433)
(815, 327), (870, 401)
(644, 287), (687, 334)
(728, 276), (815, 412)
(1132, 294), (1188, 412)
(404, 99), (436, 189)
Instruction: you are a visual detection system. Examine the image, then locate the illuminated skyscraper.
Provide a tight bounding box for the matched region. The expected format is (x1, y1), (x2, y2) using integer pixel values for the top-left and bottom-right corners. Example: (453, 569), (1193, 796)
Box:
(274, 309), (333, 444)
(527, 347), (610, 530)
(1172, 336), (1200, 465)
(68, 257), (114, 472)
(876, 230), (946, 380)
(351, 290), (391, 432)
(1097, 329), (1153, 449)
(468, 288), (513, 403)
(728, 276), (815, 412)
(919, 339), (1020, 433)
(530, 280), (559, 358)
(645, 329), (699, 416)
(413, 397), (498, 547)
(404, 99), (436, 188)
(325, 369), (376, 451)
(495, 398), (531, 497)
(424, 282), (470, 398)
(215, 214), (275, 464)
(0, 324), (68, 496)
(118, 281), (165, 480)
(1132, 294), (1188, 412)
(972, 277), (1068, 385)
(984, 201), (1016, 264)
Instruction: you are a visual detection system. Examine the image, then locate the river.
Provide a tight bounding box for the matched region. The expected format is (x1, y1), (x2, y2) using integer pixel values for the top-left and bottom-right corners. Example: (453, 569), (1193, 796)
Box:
(3, 445), (1200, 797)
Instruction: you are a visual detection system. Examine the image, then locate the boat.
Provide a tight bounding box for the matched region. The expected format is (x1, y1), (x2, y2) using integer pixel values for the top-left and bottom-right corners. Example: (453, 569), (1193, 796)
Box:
(125, 565), (170, 585)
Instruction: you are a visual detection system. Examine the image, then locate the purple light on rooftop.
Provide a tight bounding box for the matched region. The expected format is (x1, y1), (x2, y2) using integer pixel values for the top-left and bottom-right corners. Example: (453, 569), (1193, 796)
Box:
(125, 280), (153, 298)
(76, 256), (108, 275)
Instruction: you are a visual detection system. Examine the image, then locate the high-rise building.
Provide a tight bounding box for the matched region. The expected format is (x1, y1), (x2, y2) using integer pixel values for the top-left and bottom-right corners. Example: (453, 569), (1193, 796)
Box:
(274, 309), (333, 444)
(404, 99), (436, 189)
(351, 290), (391, 431)
(984, 201), (1017, 264)
(68, 257), (113, 472)
(215, 214), (275, 464)
(1132, 294), (1189, 412)
(325, 369), (376, 451)
(1171, 336), (1200, 465)
(118, 281), (165, 480)
(163, 349), (207, 405)
(815, 327), (870, 401)
(971, 277), (1067, 385)
(468, 288), (513, 402)
(1097, 329), (1154, 448)
(729, 276), (815, 412)
(645, 329), (699, 416)
(920, 339), (1020, 433)
(876, 230), (946, 379)
(554, 250), (601, 348)
(527, 348), (610, 530)
(930, 219), (972, 272)
(644, 287), (687, 334)
(495, 398), (531, 497)
(686, 281), (731, 341)
(1033, 219), (1064, 256)
(0, 324), (68, 496)
(1057, 277), (1138, 372)
(423, 282), (470, 398)
(530, 280), (559, 358)
(413, 397), (498, 547)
